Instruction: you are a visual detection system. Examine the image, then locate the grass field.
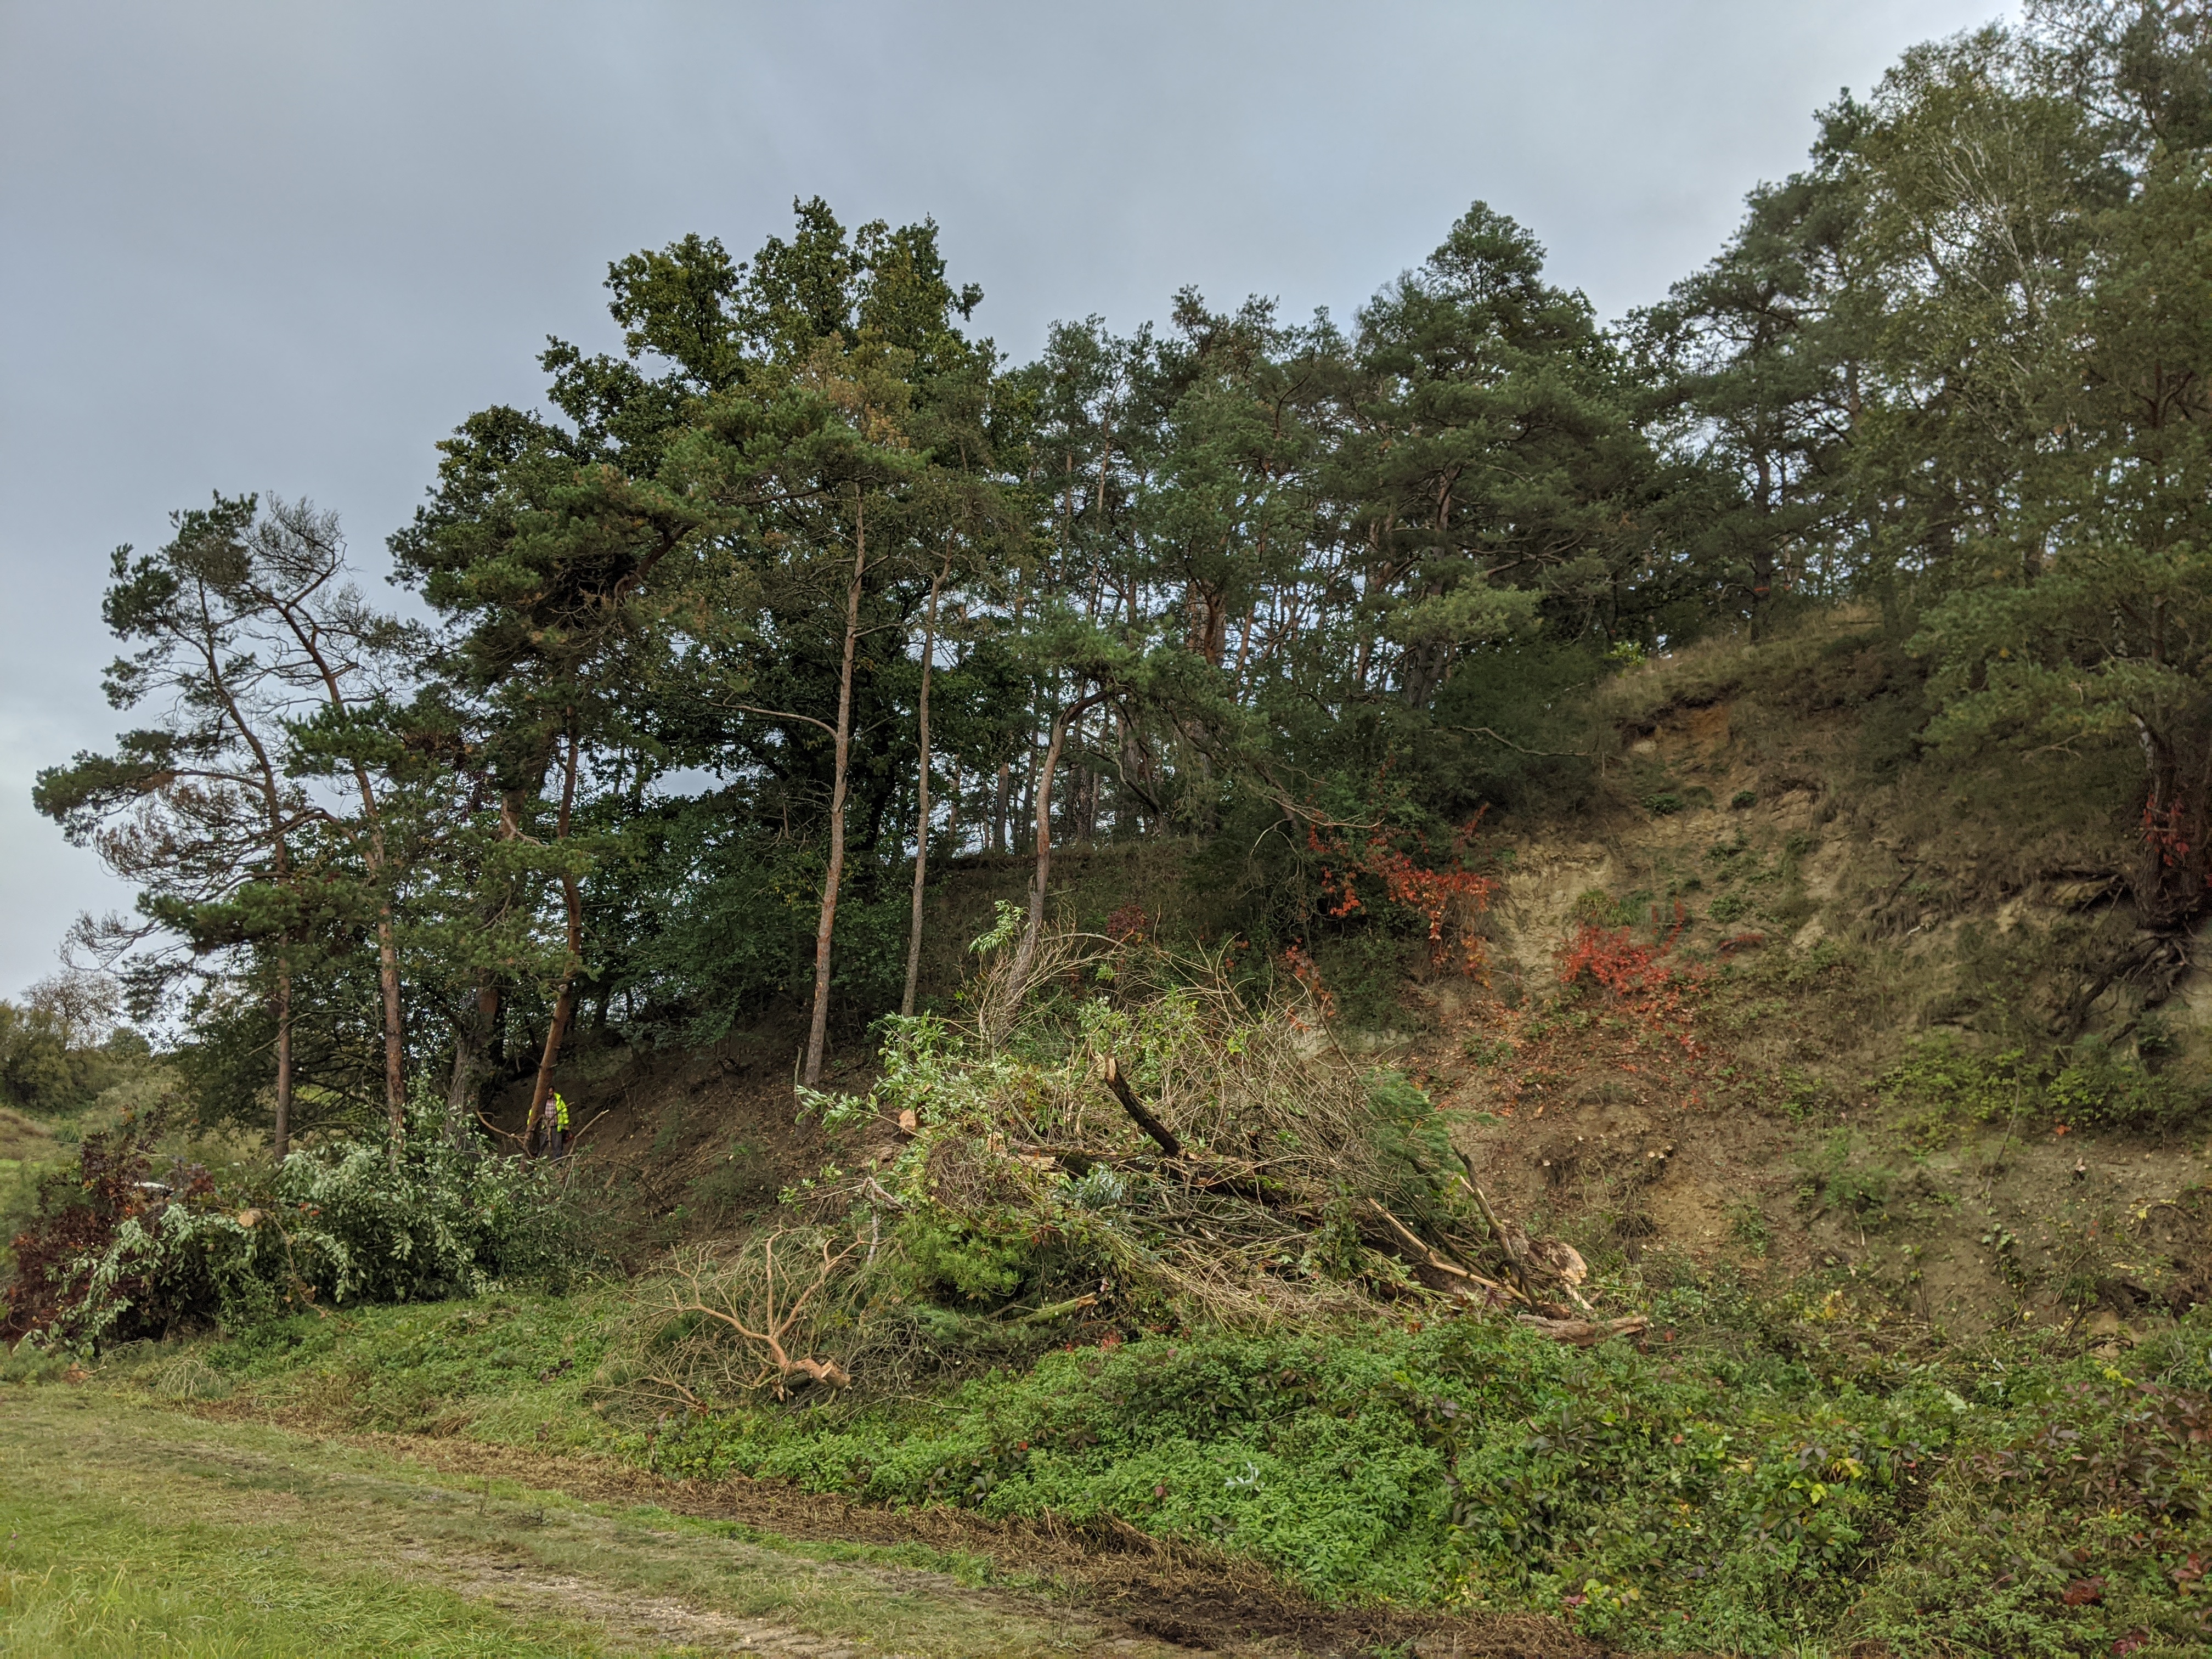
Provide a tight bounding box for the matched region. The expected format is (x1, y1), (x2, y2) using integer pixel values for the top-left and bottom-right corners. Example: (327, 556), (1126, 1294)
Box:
(0, 1390), (1194, 1658)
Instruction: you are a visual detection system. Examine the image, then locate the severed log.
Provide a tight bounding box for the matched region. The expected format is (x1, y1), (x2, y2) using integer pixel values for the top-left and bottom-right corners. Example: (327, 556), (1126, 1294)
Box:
(1018, 1143), (1288, 1209)
(1100, 1055), (1183, 1157)
(1517, 1313), (1649, 1347)
(1522, 1235), (1597, 1316)
(1453, 1163), (1595, 1313)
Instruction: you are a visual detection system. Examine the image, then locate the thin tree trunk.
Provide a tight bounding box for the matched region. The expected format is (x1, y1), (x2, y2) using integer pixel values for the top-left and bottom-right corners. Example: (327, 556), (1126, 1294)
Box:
(991, 760), (1010, 855)
(901, 566), (945, 1018)
(804, 499), (866, 1087)
(375, 903), (406, 1166)
(527, 725), (584, 1142)
(1007, 688), (1109, 991)
(273, 946), (293, 1162)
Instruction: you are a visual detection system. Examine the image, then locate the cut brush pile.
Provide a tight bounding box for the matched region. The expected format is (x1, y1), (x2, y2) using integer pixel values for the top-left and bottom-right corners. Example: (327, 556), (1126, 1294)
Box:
(619, 926), (1645, 1410)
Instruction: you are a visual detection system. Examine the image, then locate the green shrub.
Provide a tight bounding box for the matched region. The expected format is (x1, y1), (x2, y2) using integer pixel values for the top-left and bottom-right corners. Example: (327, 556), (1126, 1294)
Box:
(634, 1312), (1963, 1650)
(1879, 1038), (2028, 1129)
(1796, 1131), (1895, 1223)
(1879, 1035), (2200, 1137)
(2045, 1036), (2194, 1131)
(3, 1092), (584, 1354)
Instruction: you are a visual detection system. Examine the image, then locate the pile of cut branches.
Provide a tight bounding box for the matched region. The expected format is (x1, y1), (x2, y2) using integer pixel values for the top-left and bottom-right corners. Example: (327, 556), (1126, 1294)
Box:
(838, 927), (1644, 1342)
(610, 928), (1643, 1411)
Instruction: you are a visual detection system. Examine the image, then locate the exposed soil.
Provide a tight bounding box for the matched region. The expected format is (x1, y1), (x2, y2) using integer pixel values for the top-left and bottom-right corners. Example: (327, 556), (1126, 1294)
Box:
(1357, 682), (2212, 1343)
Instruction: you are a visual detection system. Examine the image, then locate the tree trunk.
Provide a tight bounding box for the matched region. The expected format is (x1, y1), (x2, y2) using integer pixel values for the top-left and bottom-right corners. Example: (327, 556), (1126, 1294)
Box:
(273, 947), (293, 1162)
(1750, 451), (1778, 638)
(901, 566), (944, 1019)
(530, 979), (577, 1155)
(804, 500), (866, 1087)
(275, 596), (411, 1166)
(1007, 688), (1109, 991)
(445, 980), (498, 1144)
(991, 760), (1010, 855)
(527, 726), (584, 1140)
(375, 907), (406, 1168)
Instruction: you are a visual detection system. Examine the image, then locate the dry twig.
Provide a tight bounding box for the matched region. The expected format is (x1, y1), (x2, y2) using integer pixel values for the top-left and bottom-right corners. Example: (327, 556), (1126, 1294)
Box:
(659, 1231), (859, 1398)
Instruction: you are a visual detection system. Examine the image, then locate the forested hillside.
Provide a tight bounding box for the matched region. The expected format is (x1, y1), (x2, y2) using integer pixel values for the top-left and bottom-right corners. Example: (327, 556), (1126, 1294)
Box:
(21, 2), (2212, 1143)
(12, 5), (2212, 1656)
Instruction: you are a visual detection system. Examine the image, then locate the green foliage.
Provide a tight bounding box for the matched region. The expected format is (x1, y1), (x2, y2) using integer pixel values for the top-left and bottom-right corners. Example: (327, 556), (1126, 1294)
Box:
(5, 1093), (585, 1355)
(896, 1215), (1036, 1305)
(2045, 1036), (2194, 1133)
(1796, 1131), (1897, 1224)
(1880, 1035), (2198, 1138)
(615, 1305), (2212, 1653)
(65, 1252), (2212, 1655)
(1880, 1037), (2031, 1130)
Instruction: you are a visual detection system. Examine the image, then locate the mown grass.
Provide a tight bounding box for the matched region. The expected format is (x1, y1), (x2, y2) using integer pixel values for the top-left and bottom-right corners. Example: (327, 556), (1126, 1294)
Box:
(56, 1276), (2212, 1656)
(0, 1389), (1163, 1659)
(0, 1442), (613, 1656)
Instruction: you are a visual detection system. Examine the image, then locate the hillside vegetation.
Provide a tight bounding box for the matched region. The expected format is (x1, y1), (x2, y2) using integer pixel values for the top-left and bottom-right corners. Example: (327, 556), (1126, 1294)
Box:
(12, 5), (2212, 1656)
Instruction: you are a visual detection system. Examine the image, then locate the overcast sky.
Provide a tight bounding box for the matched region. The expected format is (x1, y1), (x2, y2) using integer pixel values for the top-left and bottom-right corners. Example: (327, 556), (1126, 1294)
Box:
(0, 0), (2006, 1001)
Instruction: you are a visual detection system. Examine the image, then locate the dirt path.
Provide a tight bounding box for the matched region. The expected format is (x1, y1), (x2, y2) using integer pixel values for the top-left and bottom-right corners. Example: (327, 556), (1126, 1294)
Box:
(0, 1391), (1201, 1657)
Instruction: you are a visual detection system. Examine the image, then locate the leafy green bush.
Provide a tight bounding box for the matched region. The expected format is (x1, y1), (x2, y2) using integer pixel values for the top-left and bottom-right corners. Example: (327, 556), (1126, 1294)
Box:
(3, 1093), (583, 1354)
(592, 1301), (2212, 1652)
(896, 1215), (1046, 1305)
(1880, 1036), (2200, 1138)
(1708, 890), (1751, 924)
(1796, 1131), (1895, 1223)
(92, 1256), (2212, 1654)
(626, 1309), (1962, 1650)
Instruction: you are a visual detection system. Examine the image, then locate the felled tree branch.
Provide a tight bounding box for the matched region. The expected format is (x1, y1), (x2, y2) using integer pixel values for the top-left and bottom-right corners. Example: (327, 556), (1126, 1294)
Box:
(1099, 1054), (1183, 1156)
(662, 1232), (857, 1398)
(1364, 1200), (1525, 1304)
